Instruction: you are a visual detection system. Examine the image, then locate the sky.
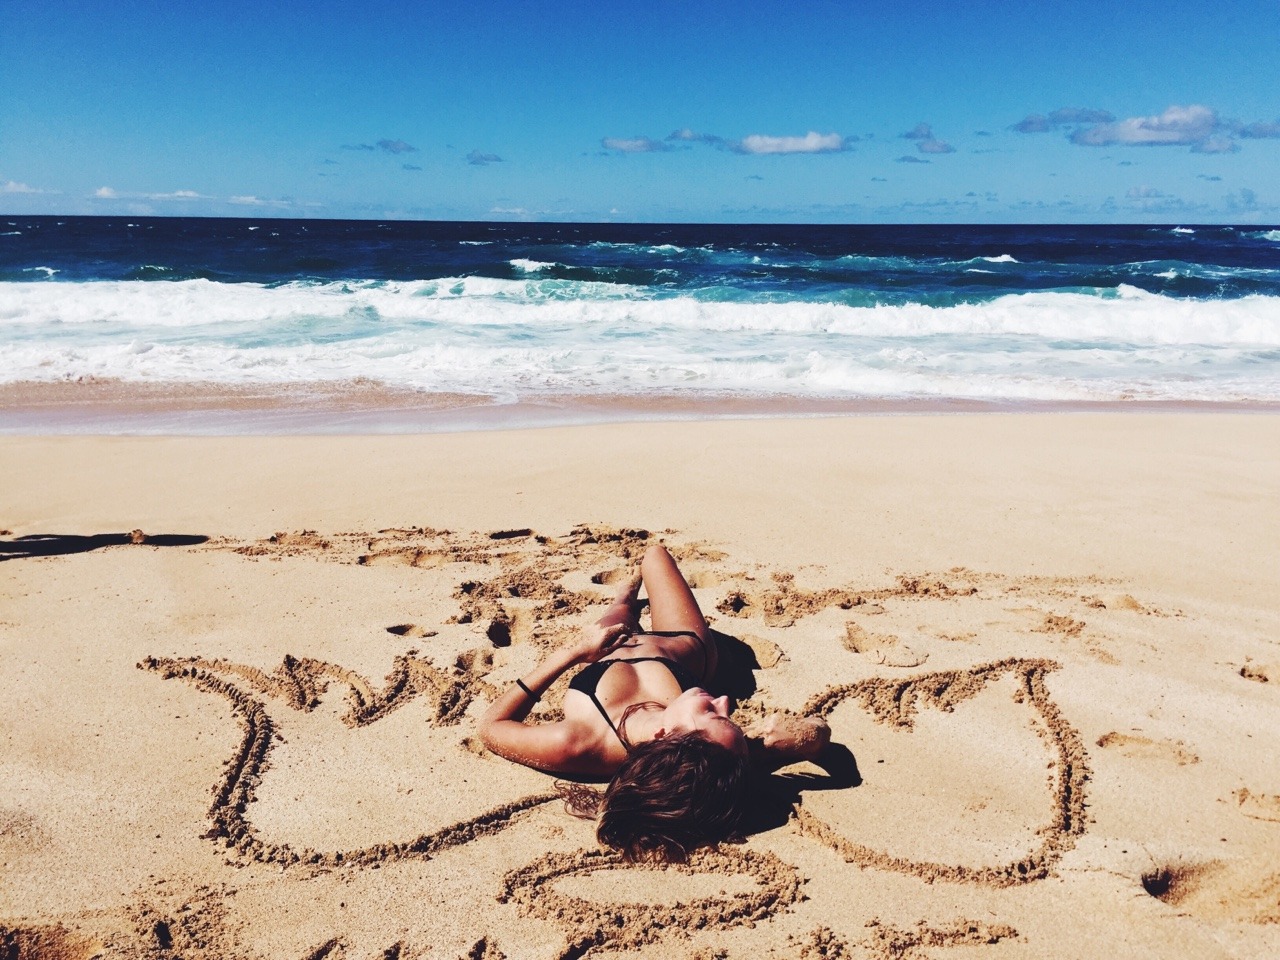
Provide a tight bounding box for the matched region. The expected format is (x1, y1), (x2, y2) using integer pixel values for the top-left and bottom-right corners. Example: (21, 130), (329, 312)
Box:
(2, 0), (1278, 223)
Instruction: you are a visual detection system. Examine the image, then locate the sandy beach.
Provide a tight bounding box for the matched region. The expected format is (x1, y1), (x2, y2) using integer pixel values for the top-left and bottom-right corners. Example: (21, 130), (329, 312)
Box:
(3, 412), (1280, 959)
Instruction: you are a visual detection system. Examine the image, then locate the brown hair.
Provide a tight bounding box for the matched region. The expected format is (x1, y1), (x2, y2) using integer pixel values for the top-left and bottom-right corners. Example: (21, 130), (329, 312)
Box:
(594, 732), (750, 862)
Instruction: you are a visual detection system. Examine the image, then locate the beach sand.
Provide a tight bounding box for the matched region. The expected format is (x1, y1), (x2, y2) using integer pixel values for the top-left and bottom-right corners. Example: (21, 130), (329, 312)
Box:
(3, 413), (1279, 958)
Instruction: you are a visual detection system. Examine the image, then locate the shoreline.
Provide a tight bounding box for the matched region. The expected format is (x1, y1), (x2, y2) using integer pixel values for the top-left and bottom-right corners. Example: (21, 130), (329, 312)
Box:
(4, 378), (1279, 435)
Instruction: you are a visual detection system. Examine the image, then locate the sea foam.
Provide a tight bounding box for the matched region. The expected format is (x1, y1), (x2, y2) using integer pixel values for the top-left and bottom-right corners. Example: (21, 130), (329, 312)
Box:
(2, 278), (1278, 402)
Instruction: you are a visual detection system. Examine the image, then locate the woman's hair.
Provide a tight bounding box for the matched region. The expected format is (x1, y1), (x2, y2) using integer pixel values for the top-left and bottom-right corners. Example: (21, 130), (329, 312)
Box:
(593, 732), (750, 862)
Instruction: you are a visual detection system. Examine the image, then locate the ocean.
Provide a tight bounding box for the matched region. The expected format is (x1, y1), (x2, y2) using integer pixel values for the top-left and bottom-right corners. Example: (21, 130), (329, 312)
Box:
(2, 217), (1279, 428)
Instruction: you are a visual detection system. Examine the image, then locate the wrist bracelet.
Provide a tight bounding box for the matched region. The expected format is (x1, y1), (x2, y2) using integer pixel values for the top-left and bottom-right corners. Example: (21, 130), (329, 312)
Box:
(515, 678), (539, 701)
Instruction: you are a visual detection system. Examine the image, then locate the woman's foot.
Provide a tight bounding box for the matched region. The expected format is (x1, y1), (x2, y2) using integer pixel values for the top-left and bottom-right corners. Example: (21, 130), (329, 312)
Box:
(615, 570), (644, 626)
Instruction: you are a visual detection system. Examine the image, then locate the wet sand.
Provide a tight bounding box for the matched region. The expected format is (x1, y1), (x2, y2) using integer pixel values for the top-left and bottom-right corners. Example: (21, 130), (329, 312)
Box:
(2, 414), (1279, 958)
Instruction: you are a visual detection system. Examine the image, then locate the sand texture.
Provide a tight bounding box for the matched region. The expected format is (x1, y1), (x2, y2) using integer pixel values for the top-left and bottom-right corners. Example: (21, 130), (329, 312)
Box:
(3, 414), (1280, 958)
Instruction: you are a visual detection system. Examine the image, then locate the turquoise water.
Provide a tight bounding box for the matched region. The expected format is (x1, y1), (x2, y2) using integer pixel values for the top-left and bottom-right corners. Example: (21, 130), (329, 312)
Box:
(2, 218), (1279, 403)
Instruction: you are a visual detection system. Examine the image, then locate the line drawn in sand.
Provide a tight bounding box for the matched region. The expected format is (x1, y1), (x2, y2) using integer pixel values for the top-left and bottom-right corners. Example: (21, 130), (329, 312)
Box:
(796, 658), (1090, 886)
(138, 653), (557, 869)
(790, 918), (1019, 960)
(501, 847), (802, 959)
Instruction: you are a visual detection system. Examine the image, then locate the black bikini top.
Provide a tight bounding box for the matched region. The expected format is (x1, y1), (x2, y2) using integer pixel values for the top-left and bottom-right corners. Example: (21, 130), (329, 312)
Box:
(568, 656), (699, 746)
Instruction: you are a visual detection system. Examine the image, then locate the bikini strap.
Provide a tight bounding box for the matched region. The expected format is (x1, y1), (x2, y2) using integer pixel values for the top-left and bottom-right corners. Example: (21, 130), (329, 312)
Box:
(637, 629), (713, 684)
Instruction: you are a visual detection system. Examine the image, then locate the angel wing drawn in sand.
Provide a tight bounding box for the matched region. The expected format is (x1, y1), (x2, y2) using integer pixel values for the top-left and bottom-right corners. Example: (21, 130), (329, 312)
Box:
(138, 651), (557, 868)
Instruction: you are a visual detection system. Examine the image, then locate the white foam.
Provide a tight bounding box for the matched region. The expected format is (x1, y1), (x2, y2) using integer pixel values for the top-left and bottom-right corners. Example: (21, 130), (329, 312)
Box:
(2, 279), (1279, 402)
(509, 259), (556, 273)
(3, 279), (1279, 345)
(981, 254), (1018, 263)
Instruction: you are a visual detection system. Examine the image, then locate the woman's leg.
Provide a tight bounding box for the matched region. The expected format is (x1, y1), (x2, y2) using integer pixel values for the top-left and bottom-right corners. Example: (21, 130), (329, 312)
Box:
(641, 544), (715, 680)
(641, 545), (709, 642)
(595, 571), (643, 631)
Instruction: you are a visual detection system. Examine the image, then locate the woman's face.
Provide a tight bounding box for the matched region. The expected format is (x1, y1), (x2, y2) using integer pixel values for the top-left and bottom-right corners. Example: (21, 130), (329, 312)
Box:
(659, 687), (747, 755)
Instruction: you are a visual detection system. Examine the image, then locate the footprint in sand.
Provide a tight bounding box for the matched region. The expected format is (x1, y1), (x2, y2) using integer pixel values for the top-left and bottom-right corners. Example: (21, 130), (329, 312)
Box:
(1231, 788), (1280, 823)
(1238, 660), (1273, 684)
(1095, 731), (1199, 765)
(385, 623), (438, 638)
(843, 621), (928, 668)
(1142, 858), (1280, 924)
(740, 633), (787, 669)
(0, 924), (98, 960)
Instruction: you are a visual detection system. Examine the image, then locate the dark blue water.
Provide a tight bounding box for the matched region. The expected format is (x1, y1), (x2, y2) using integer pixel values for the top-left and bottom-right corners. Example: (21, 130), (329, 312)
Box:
(4, 218), (1278, 306)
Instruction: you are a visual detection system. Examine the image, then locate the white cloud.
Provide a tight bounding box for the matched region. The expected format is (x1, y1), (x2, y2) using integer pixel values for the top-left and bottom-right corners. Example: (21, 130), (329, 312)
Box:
(1126, 185), (1165, 199)
(601, 136), (672, 153)
(3, 180), (41, 194)
(736, 131), (845, 155)
(94, 186), (118, 198)
(1071, 104), (1222, 148)
(228, 195), (290, 208)
(1191, 135), (1239, 154)
(666, 128), (728, 148)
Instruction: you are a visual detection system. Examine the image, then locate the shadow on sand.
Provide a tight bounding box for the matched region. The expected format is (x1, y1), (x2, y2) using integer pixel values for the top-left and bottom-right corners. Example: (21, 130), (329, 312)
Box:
(0, 531), (209, 561)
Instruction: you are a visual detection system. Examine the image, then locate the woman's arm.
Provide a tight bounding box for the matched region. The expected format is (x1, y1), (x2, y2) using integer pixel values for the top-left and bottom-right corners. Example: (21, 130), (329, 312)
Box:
(746, 714), (832, 771)
(478, 622), (630, 775)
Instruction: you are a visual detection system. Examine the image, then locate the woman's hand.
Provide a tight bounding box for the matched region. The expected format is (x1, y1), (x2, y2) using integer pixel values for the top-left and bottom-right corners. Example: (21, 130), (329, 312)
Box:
(753, 713), (831, 763)
(573, 622), (632, 664)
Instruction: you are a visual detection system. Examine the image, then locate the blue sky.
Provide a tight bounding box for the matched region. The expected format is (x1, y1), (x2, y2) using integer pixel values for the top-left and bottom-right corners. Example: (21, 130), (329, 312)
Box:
(2, 0), (1277, 223)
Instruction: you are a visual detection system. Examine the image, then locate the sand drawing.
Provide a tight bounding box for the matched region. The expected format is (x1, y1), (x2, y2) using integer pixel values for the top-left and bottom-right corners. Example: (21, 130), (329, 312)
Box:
(792, 918), (1019, 960)
(499, 847), (802, 959)
(842, 621), (927, 668)
(138, 653), (557, 869)
(1232, 788), (1280, 824)
(222, 524), (722, 653)
(1095, 731), (1200, 766)
(716, 571), (980, 629)
(112, 527), (1151, 955)
(795, 659), (1089, 886)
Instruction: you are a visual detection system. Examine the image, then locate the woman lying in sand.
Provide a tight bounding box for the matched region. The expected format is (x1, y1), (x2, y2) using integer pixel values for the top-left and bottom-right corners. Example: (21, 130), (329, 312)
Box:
(479, 544), (829, 861)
